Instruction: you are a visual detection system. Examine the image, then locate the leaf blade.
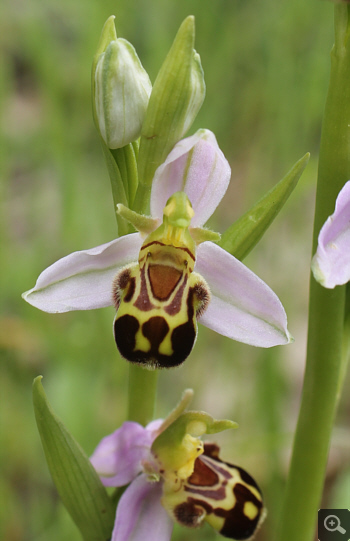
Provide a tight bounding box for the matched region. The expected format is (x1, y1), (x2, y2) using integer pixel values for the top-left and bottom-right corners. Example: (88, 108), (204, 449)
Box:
(219, 153), (310, 260)
(33, 376), (115, 541)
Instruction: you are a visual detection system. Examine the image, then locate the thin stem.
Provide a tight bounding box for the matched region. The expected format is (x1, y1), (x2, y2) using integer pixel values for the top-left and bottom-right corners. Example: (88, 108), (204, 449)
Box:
(275, 6), (349, 541)
(124, 143), (139, 207)
(132, 181), (152, 216)
(100, 143), (129, 237)
(127, 365), (159, 426)
(125, 137), (158, 426)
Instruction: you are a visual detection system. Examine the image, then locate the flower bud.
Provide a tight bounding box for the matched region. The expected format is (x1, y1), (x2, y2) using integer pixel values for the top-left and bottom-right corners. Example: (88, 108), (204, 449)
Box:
(135, 16), (206, 208)
(93, 29), (151, 148)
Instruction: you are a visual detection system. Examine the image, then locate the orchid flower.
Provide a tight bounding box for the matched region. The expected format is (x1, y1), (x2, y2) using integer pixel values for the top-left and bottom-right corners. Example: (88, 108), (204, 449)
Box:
(90, 390), (266, 541)
(23, 129), (292, 368)
(312, 180), (350, 288)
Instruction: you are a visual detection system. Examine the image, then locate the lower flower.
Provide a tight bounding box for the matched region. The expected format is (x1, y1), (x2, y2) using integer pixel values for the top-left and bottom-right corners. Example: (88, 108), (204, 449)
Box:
(90, 391), (266, 541)
(163, 442), (265, 540)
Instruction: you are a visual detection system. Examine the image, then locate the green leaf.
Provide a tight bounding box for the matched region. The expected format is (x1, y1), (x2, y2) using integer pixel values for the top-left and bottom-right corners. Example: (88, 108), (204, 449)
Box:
(33, 376), (115, 541)
(219, 152), (310, 261)
(134, 15), (205, 214)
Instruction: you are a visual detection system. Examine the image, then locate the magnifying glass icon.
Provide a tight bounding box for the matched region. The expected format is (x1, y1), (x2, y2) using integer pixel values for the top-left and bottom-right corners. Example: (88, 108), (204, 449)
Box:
(324, 514), (347, 534)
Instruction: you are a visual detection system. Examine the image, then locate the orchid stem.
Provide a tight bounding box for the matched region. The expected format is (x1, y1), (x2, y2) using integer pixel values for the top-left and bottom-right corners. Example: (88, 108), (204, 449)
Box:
(127, 365), (159, 426)
(125, 143), (159, 426)
(275, 6), (349, 541)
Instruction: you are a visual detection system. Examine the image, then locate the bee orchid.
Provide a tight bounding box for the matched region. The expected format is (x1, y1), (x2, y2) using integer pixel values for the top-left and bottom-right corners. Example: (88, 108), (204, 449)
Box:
(90, 390), (266, 541)
(23, 129), (292, 368)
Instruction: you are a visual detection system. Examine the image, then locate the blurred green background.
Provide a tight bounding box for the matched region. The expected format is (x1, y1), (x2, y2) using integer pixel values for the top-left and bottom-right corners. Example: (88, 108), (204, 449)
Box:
(1, 0), (350, 540)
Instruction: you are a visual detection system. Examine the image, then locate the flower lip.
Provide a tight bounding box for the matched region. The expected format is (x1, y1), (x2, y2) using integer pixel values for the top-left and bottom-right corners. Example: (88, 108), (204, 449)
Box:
(163, 442), (266, 540)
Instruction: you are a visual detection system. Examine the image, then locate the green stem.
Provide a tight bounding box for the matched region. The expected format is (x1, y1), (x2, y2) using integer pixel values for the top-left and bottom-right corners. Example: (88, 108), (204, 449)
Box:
(275, 6), (349, 541)
(124, 142), (139, 207)
(127, 365), (159, 426)
(101, 143), (129, 237)
(132, 183), (152, 216)
(126, 138), (159, 426)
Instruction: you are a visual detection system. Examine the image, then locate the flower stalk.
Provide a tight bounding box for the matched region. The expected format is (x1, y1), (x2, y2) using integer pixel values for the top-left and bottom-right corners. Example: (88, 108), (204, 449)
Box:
(275, 6), (350, 541)
(128, 364), (159, 426)
(134, 16), (205, 214)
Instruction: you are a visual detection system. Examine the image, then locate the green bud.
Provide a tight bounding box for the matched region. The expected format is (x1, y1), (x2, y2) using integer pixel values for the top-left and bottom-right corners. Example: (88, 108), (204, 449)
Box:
(93, 16), (152, 149)
(134, 16), (205, 214)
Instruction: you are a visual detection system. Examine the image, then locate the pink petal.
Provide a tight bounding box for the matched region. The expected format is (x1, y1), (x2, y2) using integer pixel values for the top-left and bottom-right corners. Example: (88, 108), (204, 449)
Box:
(22, 234), (142, 313)
(312, 180), (350, 288)
(112, 474), (173, 541)
(150, 129), (231, 227)
(196, 242), (292, 347)
(90, 422), (154, 487)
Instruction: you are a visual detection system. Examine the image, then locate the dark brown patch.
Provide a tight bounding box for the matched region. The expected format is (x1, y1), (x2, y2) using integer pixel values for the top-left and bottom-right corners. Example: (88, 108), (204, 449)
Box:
(134, 267), (155, 311)
(112, 268), (131, 309)
(124, 277), (136, 303)
(193, 282), (210, 319)
(233, 483), (262, 510)
(173, 500), (206, 528)
(220, 463), (262, 495)
(203, 443), (220, 459)
(164, 276), (188, 316)
(114, 314), (173, 368)
(142, 316), (169, 353)
(148, 264), (182, 300)
(215, 483), (263, 540)
(118, 268), (131, 290)
(169, 286), (196, 365)
(188, 457), (219, 487)
(201, 456), (234, 481)
(114, 314), (139, 360)
(235, 466), (262, 494)
(115, 286), (198, 368)
(170, 320), (196, 365)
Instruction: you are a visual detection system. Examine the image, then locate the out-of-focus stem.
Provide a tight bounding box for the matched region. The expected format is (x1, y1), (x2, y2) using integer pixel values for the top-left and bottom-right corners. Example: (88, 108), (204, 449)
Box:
(275, 6), (349, 541)
(127, 365), (159, 426)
